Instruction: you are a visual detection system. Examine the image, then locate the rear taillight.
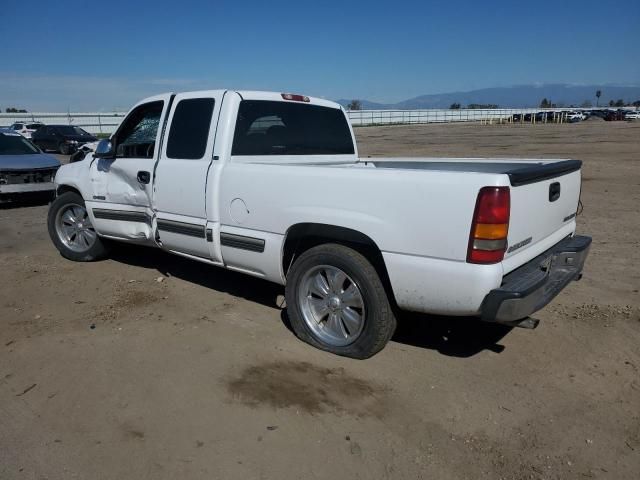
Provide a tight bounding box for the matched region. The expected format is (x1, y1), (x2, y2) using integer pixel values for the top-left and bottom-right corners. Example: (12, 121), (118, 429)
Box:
(467, 186), (510, 264)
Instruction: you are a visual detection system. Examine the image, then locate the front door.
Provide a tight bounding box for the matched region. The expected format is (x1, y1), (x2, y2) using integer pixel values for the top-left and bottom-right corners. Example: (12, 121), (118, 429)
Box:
(153, 91), (224, 261)
(86, 94), (173, 241)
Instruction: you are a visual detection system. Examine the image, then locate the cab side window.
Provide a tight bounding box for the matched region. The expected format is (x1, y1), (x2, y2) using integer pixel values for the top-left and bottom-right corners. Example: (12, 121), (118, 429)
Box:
(115, 101), (164, 159)
(166, 98), (215, 160)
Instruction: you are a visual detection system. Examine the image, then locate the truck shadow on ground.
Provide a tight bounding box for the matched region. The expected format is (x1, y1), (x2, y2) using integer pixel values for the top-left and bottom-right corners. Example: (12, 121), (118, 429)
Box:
(279, 310), (511, 358)
(110, 244), (284, 309)
(112, 244), (512, 358)
(391, 312), (511, 357)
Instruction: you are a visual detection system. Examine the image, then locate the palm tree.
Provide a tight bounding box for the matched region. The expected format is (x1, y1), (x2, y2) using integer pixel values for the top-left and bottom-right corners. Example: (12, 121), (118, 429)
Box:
(596, 90), (602, 107)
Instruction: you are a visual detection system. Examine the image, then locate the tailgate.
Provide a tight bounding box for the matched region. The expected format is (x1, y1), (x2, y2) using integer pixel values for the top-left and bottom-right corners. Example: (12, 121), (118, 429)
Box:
(504, 161), (582, 270)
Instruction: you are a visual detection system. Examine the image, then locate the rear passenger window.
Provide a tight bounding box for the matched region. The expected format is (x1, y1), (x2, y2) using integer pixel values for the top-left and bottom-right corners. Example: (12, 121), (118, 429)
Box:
(232, 100), (355, 156)
(166, 98), (215, 159)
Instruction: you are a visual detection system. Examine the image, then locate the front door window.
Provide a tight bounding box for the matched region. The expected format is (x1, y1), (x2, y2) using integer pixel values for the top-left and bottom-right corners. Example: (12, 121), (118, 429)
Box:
(115, 101), (164, 159)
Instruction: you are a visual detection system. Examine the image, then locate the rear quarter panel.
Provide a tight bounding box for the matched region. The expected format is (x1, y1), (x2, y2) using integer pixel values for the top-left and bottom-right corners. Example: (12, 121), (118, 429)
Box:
(216, 160), (512, 314)
(217, 161), (509, 261)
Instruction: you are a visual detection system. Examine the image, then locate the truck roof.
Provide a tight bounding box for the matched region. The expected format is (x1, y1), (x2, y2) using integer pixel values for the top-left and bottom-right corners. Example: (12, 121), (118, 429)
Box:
(135, 90), (343, 111)
(234, 91), (342, 109)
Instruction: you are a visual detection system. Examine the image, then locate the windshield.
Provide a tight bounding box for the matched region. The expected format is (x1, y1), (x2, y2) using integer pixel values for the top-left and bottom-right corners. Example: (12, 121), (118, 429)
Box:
(0, 134), (40, 155)
(56, 126), (90, 136)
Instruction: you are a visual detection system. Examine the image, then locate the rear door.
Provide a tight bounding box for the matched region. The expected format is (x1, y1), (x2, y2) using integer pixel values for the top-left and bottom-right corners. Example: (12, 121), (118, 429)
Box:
(153, 91), (224, 261)
(44, 127), (59, 151)
(86, 94), (173, 241)
(47, 127), (63, 151)
(35, 126), (53, 150)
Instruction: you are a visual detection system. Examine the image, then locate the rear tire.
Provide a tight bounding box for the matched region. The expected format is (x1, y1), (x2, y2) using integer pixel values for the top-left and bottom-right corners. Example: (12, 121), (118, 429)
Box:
(58, 142), (70, 155)
(285, 243), (396, 359)
(47, 191), (110, 261)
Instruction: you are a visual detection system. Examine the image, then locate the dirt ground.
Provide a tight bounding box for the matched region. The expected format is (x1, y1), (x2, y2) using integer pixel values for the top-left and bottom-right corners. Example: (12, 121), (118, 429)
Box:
(1, 121), (639, 479)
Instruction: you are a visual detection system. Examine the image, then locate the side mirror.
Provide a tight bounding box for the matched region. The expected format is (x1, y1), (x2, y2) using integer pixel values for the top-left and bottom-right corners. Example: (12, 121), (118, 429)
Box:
(94, 139), (115, 159)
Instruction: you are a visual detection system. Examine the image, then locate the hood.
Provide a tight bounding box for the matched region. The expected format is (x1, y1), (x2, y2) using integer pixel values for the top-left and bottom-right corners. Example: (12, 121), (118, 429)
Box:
(0, 153), (61, 171)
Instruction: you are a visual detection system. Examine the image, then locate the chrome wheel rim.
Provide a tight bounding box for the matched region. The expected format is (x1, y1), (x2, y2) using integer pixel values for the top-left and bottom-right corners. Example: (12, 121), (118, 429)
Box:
(55, 203), (97, 253)
(298, 265), (365, 347)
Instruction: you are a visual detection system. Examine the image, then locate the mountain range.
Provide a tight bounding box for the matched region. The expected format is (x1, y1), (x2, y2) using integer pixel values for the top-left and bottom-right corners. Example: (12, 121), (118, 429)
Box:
(337, 84), (640, 110)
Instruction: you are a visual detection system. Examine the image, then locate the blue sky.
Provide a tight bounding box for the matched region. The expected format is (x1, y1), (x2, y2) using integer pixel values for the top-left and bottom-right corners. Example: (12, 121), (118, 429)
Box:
(1, 0), (638, 110)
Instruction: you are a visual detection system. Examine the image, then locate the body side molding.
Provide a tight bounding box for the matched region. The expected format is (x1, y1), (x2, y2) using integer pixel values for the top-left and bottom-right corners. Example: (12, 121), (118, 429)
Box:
(93, 208), (150, 223)
(220, 232), (265, 252)
(157, 219), (205, 238)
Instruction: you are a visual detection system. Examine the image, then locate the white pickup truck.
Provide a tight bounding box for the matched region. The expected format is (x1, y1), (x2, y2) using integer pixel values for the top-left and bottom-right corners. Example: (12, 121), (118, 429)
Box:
(48, 90), (591, 358)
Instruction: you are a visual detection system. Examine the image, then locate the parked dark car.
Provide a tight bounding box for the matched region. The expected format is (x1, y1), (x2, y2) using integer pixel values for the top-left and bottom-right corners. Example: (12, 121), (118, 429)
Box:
(31, 125), (97, 154)
(589, 110), (607, 119)
(543, 111), (557, 121)
(615, 109), (629, 120)
(535, 111), (556, 122)
(599, 110), (625, 121)
(0, 129), (60, 203)
(589, 109), (624, 121)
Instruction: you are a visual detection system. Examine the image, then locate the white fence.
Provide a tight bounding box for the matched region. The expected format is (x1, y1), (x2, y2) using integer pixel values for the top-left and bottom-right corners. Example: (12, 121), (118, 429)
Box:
(348, 108), (540, 125)
(0, 107), (628, 134)
(0, 112), (125, 135)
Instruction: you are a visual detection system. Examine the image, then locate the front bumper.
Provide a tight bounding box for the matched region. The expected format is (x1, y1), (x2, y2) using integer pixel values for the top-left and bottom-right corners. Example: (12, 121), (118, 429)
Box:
(0, 182), (56, 194)
(481, 235), (592, 325)
(0, 167), (58, 196)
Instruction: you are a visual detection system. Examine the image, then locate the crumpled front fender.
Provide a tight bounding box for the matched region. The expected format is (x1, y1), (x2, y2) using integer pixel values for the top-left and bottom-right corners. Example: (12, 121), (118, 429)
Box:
(54, 158), (93, 199)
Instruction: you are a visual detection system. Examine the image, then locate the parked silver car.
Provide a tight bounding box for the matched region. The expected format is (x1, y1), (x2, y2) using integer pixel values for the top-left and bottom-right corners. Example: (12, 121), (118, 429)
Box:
(0, 129), (60, 202)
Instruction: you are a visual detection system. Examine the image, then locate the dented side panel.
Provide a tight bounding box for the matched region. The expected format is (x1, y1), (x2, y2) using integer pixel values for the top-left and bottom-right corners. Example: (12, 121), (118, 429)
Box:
(82, 93), (174, 241)
(94, 157), (154, 206)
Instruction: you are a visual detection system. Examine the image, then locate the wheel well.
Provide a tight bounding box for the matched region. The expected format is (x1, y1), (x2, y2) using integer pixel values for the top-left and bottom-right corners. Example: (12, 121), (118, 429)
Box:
(56, 185), (81, 197)
(282, 223), (396, 305)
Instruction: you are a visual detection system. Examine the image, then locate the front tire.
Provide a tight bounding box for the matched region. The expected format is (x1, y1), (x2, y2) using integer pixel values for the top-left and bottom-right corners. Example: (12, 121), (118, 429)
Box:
(47, 191), (110, 261)
(58, 142), (70, 155)
(285, 243), (396, 359)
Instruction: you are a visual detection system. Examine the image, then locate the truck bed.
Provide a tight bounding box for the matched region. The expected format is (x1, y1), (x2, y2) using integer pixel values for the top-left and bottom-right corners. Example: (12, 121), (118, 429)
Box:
(370, 158), (582, 186)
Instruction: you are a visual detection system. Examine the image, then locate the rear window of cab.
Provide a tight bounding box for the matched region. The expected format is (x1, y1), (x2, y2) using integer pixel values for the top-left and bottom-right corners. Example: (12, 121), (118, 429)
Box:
(232, 100), (354, 156)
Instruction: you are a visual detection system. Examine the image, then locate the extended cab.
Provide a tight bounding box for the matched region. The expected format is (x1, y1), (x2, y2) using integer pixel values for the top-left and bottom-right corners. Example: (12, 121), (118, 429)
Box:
(48, 90), (591, 358)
